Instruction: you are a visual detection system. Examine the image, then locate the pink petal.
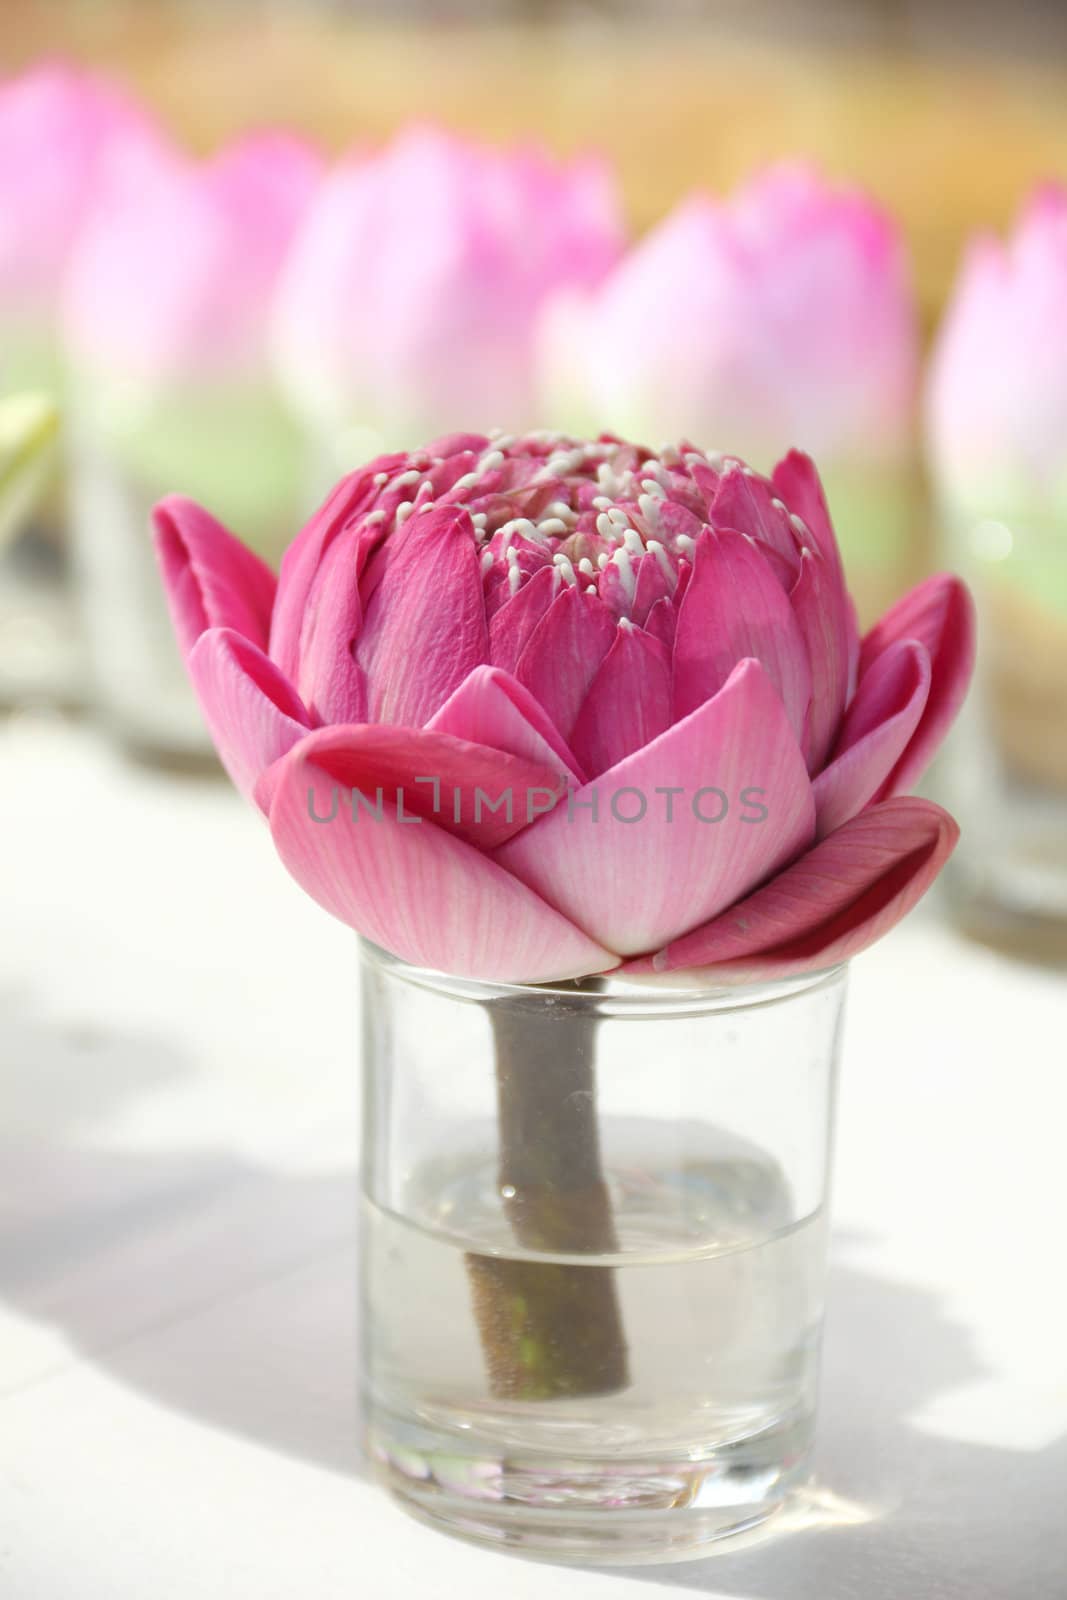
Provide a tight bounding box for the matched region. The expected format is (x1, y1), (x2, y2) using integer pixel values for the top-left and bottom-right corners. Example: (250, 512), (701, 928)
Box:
(488, 566), (557, 674)
(770, 450), (844, 588)
(187, 628), (312, 809)
(267, 734), (617, 982)
(859, 573), (976, 798)
(427, 664), (585, 786)
(496, 658), (815, 955)
(790, 546), (852, 772)
(269, 457), (405, 680)
(711, 466), (800, 576)
(771, 449), (859, 689)
(153, 496), (277, 657)
(261, 721), (566, 851)
(569, 622), (672, 778)
(812, 640), (931, 839)
(515, 583), (617, 740)
(290, 519), (374, 724)
(672, 529), (813, 741)
(629, 797), (958, 980)
(355, 507), (489, 727)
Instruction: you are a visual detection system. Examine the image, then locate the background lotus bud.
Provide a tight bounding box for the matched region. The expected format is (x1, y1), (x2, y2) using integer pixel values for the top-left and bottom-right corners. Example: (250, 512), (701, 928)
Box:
(928, 185), (1067, 532)
(539, 164), (921, 621)
(0, 61), (157, 397)
(154, 430), (973, 984)
(928, 186), (1067, 804)
(63, 129), (323, 545)
(271, 126), (624, 470)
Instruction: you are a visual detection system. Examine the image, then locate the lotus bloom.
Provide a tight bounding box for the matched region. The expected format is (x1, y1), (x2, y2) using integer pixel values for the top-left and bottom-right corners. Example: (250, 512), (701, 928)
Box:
(928, 185), (1067, 525)
(63, 130), (322, 540)
(0, 61), (156, 394)
(154, 431), (973, 983)
(271, 126), (624, 460)
(541, 165), (920, 608)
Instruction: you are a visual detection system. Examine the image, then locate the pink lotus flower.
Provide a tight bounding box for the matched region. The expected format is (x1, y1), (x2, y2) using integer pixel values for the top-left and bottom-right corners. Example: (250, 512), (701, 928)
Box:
(64, 129), (322, 387)
(154, 431), (973, 983)
(928, 185), (1067, 522)
(271, 127), (623, 451)
(541, 162), (917, 473)
(0, 60), (157, 386)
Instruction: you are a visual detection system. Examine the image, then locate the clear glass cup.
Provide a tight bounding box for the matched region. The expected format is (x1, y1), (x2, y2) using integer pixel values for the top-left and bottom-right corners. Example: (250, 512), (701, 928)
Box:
(942, 512), (1067, 963)
(359, 943), (847, 1564)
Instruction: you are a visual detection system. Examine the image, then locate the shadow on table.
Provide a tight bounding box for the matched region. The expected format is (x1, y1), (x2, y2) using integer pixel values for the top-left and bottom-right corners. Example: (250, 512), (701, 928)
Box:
(2, 998), (1064, 1598)
(0, 995), (363, 1478)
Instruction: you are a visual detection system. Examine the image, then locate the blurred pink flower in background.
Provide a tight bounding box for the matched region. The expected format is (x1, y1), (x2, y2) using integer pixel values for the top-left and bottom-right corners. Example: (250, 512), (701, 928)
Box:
(541, 163), (917, 469)
(65, 129), (322, 389)
(63, 129), (323, 541)
(271, 126), (624, 460)
(927, 184), (1067, 523)
(0, 60), (157, 390)
(155, 431), (973, 983)
(540, 165), (920, 609)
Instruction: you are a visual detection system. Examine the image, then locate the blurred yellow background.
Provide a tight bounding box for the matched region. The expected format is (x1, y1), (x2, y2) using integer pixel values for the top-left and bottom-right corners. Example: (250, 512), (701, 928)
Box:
(4, 0), (1067, 336)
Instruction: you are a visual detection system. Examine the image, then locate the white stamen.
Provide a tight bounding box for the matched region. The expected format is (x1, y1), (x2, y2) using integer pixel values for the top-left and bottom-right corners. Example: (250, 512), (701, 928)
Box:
(373, 472), (389, 487)
(584, 584), (598, 596)
(611, 546), (636, 602)
(771, 497), (787, 514)
(592, 495), (613, 511)
(393, 469), (422, 490)
(552, 553), (577, 586)
(617, 614), (634, 632)
(578, 557), (595, 577)
(480, 549), (494, 573)
(364, 509), (386, 525)
(536, 518), (569, 537)
(646, 539), (675, 585)
(640, 477), (667, 500)
(545, 447), (585, 475)
(789, 513), (808, 537)
(395, 501), (414, 525)
(674, 533), (696, 558)
(596, 553), (610, 571)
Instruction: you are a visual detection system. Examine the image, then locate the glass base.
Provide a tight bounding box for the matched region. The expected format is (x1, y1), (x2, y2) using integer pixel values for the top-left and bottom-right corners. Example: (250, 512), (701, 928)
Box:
(368, 1409), (810, 1564)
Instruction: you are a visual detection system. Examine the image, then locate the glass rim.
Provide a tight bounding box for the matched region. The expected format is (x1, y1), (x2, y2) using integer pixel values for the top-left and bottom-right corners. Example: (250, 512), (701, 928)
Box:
(358, 939), (847, 1019)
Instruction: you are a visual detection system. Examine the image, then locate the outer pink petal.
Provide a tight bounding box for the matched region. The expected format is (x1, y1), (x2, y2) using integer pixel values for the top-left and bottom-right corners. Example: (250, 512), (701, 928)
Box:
(812, 640), (931, 839)
(569, 622), (672, 778)
(267, 737), (617, 982)
(628, 797), (957, 980)
(771, 450), (859, 690)
(673, 528), (813, 741)
(269, 459), (404, 680)
(790, 546), (851, 772)
(187, 628), (312, 810)
(515, 584), (617, 741)
(858, 573), (976, 798)
(259, 721), (566, 851)
(153, 496), (277, 657)
(495, 658), (815, 956)
(427, 664), (585, 786)
(354, 507), (489, 727)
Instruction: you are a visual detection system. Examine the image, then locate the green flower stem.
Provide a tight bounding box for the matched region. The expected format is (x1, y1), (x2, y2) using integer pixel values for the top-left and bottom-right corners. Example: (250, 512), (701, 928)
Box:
(465, 988), (629, 1401)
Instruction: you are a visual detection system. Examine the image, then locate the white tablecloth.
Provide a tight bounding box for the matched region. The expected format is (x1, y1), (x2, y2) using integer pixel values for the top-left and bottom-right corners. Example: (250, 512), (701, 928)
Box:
(2, 712), (1065, 1599)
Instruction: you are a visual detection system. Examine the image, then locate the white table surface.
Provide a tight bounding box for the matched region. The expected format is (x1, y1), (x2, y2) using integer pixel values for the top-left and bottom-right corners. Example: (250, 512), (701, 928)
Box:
(2, 710), (1065, 1600)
